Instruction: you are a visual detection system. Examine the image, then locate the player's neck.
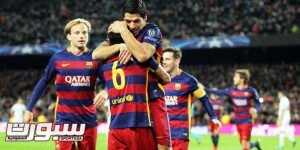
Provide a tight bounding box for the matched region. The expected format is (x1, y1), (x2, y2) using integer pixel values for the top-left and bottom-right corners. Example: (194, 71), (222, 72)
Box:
(237, 83), (248, 89)
(67, 45), (87, 56)
(170, 67), (181, 78)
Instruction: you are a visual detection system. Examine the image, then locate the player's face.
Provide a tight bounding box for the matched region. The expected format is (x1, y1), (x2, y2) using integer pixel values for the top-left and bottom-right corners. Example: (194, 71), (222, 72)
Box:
(123, 13), (146, 35)
(162, 52), (177, 73)
(67, 23), (89, 49)
(233, 73), (241, 86)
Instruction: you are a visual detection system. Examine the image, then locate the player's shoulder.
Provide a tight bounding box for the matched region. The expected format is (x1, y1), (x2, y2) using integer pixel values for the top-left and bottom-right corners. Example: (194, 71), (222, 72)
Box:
(51, 49), (67, 58)
(181, 71), (199, 84)
(145, 23), (160, 30)
(47, 49), (65, 63)
(144, 23), (161, 35)
(247, 86), (258, 93)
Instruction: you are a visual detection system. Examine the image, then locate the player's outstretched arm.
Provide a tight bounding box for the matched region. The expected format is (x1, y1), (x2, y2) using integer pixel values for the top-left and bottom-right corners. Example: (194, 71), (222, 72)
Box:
(207, 88), (230, 96)
(92, 41), (125, 60)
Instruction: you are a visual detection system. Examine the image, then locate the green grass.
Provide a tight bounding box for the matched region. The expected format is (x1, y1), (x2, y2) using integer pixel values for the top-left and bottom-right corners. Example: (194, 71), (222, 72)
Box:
(0, 132), (299, 150)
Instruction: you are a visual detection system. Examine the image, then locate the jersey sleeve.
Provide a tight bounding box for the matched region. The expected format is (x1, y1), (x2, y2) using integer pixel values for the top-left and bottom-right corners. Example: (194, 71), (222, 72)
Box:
(143, 26), (162, 48)
(251, 87), (261, 111)
(26, 55), (56, 111)
(207, 87), (230, 96)
(189, 76), (206, 99)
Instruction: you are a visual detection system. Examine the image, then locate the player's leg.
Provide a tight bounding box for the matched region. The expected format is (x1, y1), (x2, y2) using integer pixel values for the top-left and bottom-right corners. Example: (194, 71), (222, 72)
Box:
(150, 97), (171, 149)
(209, 122), (220, 150)
(286, 124), (296, 147)
(171, 139), (189, 150)
(237, 123), (252, 150)
(108, 128), (127, 150)
(78, 127), (97, 150)
(134, 128), (157, 150)
(278, 125), (285, 150)
(108, 128), (156, 150)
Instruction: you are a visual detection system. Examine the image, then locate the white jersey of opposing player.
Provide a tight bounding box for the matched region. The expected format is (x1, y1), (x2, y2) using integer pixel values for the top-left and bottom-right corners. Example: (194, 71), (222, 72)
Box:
(10, 103), (26, 122)
(278, 96), (291, 125)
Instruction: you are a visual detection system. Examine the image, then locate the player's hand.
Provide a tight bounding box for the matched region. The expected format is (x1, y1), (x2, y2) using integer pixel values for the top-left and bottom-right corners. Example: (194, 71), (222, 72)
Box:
(24, 110), (33, 123)
(94, 90), (108, 107)
(118, 44), (132, 64)
(249, 107), (257, 119)
(212, 118), (222, 127)
(108, 21), (128, 33)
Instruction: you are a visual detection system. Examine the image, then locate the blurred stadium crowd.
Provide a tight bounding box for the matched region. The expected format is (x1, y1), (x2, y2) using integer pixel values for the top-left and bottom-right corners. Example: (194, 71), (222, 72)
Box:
(1, 64), (299, 125)
(0, 0), (299, 45)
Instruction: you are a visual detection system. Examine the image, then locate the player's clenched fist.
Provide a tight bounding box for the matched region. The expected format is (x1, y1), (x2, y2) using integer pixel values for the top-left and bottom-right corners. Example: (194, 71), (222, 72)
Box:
(108, 21), (128, 33)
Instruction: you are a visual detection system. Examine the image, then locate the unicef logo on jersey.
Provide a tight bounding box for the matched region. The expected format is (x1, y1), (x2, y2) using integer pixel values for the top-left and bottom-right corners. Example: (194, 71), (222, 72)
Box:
(65, 76), (90, 87)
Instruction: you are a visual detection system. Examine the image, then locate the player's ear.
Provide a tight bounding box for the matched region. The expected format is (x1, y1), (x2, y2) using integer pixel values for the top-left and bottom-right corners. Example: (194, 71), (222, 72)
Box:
(66, 33), (71, 41)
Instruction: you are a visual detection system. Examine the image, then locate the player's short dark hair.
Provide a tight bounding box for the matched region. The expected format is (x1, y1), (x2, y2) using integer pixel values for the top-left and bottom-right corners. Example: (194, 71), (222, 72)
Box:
(163, 48), (182, 59)
(122, 0), (147, 18)
(107, 32), (124, 44)
(235, 69), (250, 83)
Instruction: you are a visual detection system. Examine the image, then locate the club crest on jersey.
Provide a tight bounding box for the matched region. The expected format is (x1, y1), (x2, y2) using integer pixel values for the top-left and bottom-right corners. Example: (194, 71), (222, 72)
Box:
(175, 83), (181, 90)
(147, 29), (156, 37)
(65, 76), (90, 87)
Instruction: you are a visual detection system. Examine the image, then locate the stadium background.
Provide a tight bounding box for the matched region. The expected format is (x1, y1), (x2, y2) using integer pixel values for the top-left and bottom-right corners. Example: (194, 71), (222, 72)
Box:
(0, 0), (300, 149)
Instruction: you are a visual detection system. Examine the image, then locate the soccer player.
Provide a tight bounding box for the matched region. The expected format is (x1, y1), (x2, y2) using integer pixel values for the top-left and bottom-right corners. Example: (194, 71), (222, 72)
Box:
(208, 69), (262, 150)
(277, 91), (296, 150)
(10, 97), (26, 122)
(92, 0), (171, 149)
(162, 48), (221, 150)
(24, 18), (99, 150)
(209, 94), (223, 150)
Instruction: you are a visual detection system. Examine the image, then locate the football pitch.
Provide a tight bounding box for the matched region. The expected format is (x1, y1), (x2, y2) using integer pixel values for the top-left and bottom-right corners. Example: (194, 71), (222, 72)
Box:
(0, 132), (299, 150)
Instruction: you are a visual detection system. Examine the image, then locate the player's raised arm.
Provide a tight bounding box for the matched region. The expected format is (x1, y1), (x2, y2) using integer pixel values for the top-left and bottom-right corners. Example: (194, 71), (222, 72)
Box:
(207, 87), (230, 96)
(92, 40), (125, 60)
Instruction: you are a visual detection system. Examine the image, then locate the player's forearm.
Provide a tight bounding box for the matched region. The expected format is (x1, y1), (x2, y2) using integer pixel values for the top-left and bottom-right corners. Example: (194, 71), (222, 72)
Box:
(199, 95), (217, 119)
(27, 77), (48, 111)
(147, 57), (171, 84)
(120, 29), (152, 62)
(207, 88), (228, 96)
(92, 44), (120, 60)
(155, 65), (171, 84)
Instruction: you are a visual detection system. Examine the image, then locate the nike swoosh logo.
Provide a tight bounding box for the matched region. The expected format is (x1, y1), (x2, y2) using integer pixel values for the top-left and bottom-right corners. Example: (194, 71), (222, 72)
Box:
(61, 64), (70, 67)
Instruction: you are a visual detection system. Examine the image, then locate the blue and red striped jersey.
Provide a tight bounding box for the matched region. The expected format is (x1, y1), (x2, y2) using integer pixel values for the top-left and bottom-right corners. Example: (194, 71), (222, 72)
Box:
(209, 87), (260, 124)
(163, 71), (200, 140)
(99, 59), (151, 129)
(27, 50), (99, 128)
(135, 23), (164, 100)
